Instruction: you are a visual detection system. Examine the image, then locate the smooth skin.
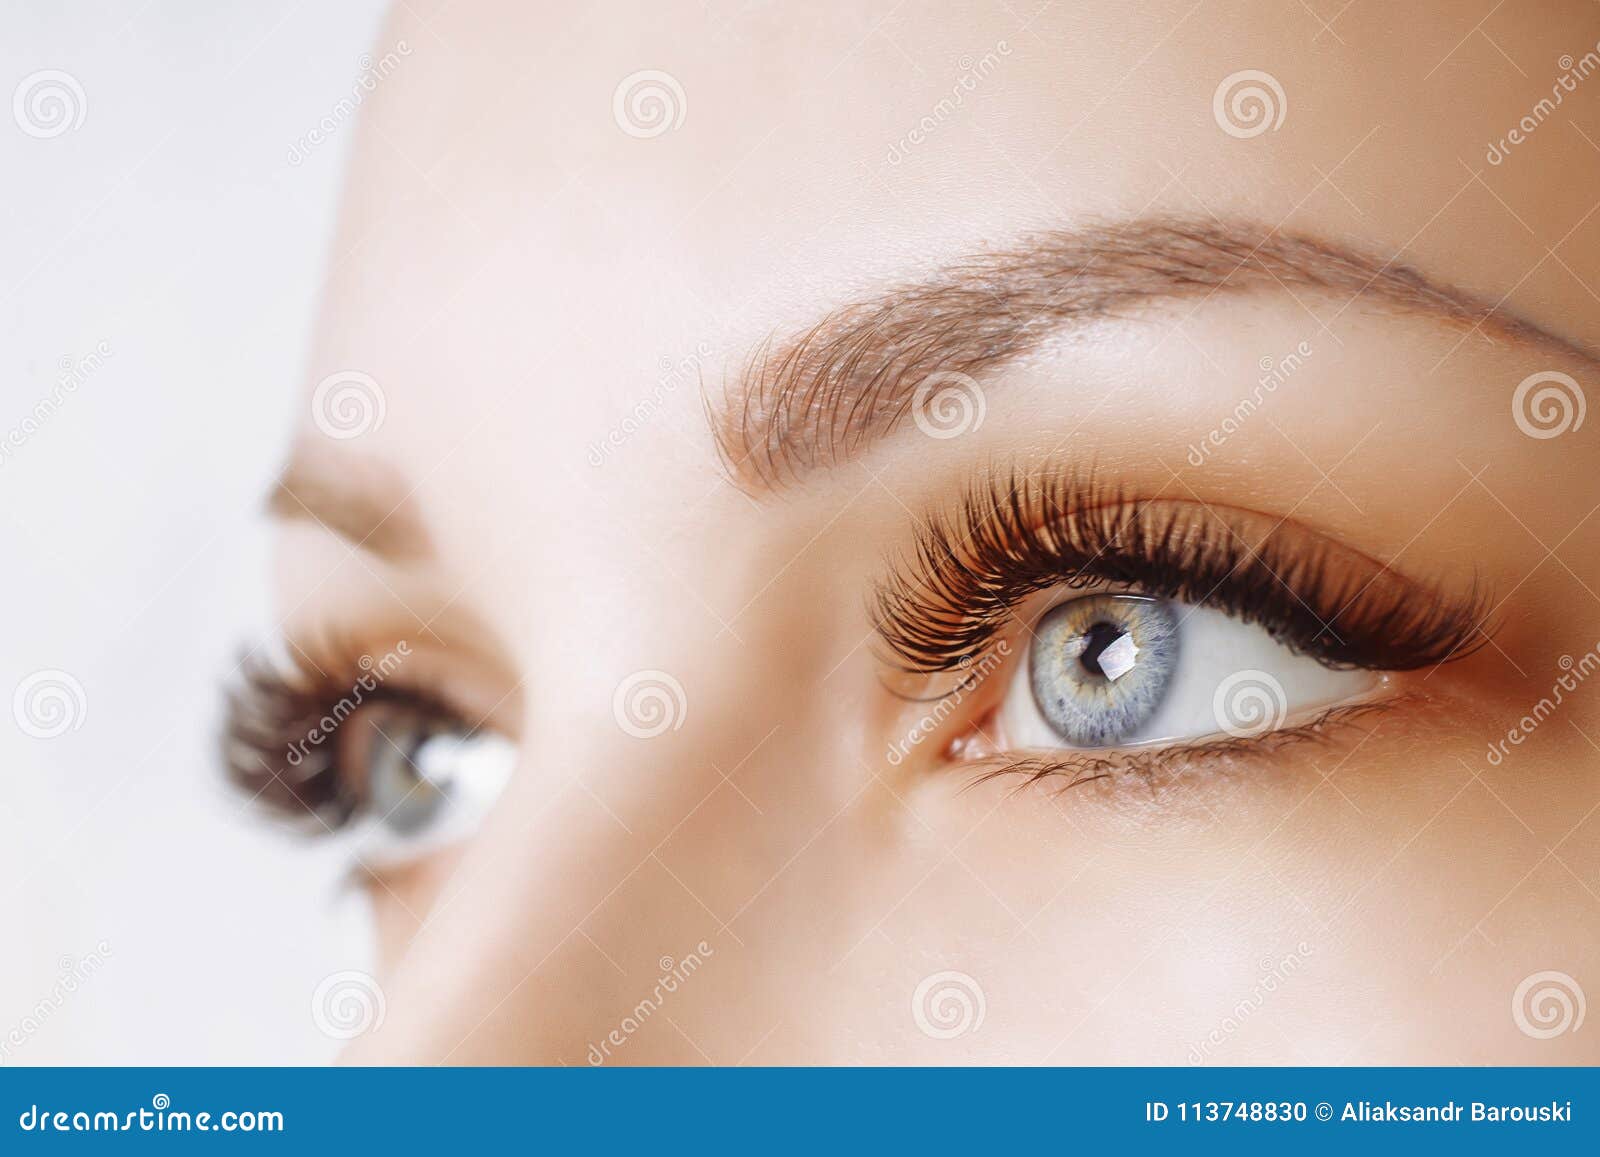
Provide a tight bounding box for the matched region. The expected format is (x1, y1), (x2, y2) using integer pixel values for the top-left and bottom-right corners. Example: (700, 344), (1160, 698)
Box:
(272, 1), (1600, 1063)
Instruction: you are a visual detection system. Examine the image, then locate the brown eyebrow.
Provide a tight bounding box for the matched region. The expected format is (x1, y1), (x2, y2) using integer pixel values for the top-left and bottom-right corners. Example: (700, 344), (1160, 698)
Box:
(267, 451), (432, 560)
(711, 216), (1593, 493)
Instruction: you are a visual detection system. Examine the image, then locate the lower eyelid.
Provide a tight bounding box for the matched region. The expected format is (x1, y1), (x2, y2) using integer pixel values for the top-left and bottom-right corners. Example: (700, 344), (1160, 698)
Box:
(957, 694), (1411, 797)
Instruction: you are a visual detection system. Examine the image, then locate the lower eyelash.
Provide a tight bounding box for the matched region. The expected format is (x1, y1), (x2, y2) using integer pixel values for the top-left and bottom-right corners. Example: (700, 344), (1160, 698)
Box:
(958, 696), (1405, 798)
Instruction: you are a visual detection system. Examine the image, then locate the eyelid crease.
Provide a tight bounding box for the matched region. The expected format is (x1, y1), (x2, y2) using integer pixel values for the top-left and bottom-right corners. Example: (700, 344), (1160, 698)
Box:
(870, 464), (1493, 677)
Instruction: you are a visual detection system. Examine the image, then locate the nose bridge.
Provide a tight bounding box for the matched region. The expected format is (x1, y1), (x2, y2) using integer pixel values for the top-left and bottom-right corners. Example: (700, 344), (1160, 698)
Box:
(343, 441), (909, 1061)
(338, 728), (718, 1061)
(344, 562), (858, 1062)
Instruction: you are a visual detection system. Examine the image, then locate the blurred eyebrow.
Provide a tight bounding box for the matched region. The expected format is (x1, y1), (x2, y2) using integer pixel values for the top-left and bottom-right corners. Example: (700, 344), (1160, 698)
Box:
(267, 450), (432, 560)
(711, 216), (1591, 492)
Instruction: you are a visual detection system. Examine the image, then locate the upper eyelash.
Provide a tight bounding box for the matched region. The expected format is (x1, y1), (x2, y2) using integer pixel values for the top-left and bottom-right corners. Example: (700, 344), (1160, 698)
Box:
(221, 644), (456, 832)
(871, 464), (1492, 675)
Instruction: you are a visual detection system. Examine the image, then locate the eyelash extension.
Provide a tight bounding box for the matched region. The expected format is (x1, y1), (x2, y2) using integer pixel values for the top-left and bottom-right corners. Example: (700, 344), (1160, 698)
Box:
(871, 465), (1492, 676)
(221, 642), (457, 832)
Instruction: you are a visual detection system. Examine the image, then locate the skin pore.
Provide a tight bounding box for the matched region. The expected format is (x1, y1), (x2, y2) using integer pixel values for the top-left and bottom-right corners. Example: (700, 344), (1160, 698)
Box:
(249, 1), (1599, 1063)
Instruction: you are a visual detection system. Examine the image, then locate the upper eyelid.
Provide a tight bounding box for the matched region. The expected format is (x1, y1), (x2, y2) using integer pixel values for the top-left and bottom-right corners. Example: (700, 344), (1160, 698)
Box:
(870, 465), (1491, 675)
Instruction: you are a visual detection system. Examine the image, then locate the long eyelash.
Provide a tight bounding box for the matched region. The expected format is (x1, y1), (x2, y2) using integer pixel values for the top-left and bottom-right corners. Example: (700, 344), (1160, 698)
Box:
(872, 465), (1492, 675)
(221, 642), (451, 832)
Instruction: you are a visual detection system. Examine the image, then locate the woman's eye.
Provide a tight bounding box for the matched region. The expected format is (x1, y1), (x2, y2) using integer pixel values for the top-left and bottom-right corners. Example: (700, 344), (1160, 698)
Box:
(340, 709), (516, 868)
(996, 592), (1379, 751)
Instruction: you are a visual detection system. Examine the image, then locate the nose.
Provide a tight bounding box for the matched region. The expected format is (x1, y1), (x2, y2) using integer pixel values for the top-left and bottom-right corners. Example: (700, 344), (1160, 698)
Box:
(340, 564), (887, 1064)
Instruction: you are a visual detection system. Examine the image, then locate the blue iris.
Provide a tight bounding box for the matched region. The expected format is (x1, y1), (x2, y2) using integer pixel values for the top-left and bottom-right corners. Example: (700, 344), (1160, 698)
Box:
(1028, 594), (1180, 747)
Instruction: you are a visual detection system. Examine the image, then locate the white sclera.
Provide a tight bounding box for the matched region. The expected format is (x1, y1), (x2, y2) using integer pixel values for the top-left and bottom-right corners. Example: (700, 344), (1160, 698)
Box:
(349, 730), (518, 868)
(999, 601), (1377, 750)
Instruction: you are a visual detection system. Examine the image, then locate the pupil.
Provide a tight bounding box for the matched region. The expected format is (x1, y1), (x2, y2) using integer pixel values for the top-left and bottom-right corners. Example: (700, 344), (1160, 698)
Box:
(1078, 621), (1126, 679)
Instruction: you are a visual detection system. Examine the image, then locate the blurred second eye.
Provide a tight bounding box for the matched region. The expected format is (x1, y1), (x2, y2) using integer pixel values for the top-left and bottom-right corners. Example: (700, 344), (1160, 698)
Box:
(997, 593), (1378, 751)
(343, 709), (517, 868)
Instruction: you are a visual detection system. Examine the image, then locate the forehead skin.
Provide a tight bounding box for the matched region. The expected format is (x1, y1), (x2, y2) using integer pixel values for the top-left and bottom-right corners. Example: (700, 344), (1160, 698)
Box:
(306, 1), (1600, 572)
(328, 0), (1599, 391)
(296, 1), (1600, 1064)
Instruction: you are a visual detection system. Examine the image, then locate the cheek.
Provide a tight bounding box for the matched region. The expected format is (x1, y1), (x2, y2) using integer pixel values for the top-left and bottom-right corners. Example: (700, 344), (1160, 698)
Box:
(367, 850), (468, 962)
(915, 699), (1511, 1062)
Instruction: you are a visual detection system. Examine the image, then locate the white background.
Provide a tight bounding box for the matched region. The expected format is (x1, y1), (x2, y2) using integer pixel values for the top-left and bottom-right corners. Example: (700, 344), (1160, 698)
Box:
(1, 2), (388, 1063)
